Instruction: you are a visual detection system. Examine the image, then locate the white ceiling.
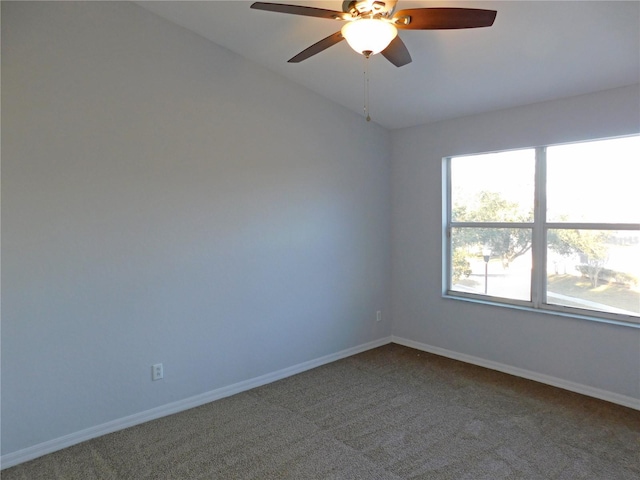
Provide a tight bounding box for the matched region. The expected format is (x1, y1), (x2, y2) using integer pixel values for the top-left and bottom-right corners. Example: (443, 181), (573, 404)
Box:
(136, 1), (640, 130)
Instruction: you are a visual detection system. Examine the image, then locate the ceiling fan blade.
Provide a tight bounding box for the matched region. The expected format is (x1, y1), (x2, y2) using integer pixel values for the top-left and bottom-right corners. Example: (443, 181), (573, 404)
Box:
(381, 36), (412, 67)
(288, 31), (345, 63)
(392, 8), (497, 30)
(250, 2), (350, 21)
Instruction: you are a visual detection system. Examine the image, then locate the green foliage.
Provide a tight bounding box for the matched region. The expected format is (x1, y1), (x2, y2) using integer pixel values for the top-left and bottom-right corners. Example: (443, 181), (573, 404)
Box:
(451, 192), (617, 289)
(452, 248), (472, 284)
(575, 265), (638, 288)
(452, 191), (627, 291)
(453, 191), (533, 269)
(549, 230), (610, 287)
(454, 191), (531, 223)
(548, 229), (609, 259)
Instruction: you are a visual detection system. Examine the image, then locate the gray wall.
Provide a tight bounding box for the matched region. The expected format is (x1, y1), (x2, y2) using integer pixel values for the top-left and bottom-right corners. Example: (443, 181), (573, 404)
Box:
(1, 1), (391, 456)
(391, 84), (640, 401)
(3, 0), (638, 464)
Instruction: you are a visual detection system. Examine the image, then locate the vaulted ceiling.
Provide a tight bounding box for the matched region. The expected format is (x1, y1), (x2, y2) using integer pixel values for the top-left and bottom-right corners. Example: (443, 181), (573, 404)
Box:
(137, 1), (640, 130)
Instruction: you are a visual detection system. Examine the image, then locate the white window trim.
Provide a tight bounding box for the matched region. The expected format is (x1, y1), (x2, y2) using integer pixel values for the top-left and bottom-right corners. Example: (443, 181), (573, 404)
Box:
(443, 138), (640, 328)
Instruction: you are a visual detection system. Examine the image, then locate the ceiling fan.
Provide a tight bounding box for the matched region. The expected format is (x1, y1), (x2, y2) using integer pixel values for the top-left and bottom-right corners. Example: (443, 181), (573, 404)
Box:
(250, 0), (497, 67)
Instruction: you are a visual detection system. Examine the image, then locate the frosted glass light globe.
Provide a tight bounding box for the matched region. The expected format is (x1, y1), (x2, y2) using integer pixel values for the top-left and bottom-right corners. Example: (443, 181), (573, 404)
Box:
(341, 19), (398, 56)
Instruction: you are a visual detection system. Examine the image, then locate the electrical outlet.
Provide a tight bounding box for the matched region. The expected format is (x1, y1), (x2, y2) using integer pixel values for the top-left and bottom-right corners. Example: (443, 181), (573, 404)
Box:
(152, 363), (163, 381)
(376, 310), (382, 322)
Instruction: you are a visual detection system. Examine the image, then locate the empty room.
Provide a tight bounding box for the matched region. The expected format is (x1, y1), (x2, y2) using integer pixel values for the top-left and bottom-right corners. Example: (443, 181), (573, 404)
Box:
(2, 1), (639, 478)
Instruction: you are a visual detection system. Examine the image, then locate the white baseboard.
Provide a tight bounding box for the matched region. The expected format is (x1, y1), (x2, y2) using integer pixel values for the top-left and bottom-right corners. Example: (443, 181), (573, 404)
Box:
(391, 335), (640, 411)
(0, 336), (393, 470)
(6, 335), (636, 469)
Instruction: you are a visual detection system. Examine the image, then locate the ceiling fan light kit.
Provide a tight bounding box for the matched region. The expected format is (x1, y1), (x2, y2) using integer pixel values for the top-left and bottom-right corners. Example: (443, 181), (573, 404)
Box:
(341, 18), (398, 57)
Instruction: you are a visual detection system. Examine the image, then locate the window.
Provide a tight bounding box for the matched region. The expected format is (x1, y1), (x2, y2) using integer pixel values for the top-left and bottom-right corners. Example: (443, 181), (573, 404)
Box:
(444, 136), (640, 324)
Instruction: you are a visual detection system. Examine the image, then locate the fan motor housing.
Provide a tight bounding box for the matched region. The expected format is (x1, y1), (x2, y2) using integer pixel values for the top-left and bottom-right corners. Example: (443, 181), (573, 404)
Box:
(343, 0), (398, 17)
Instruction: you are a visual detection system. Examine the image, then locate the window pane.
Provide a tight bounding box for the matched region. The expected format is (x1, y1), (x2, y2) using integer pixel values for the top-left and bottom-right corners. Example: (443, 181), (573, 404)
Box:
(547, 136), (640, 223)
(451, 227), (532, 301)
(451, 150), (535, 223)
(547, 229), (640, 317)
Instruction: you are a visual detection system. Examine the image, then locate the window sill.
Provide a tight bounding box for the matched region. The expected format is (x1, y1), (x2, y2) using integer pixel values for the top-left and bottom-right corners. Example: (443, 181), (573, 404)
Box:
(443, 292), (640, 329)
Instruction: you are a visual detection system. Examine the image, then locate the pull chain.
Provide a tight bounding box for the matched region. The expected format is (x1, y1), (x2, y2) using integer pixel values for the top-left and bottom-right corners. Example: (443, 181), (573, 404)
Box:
(363, 54), (371, 122)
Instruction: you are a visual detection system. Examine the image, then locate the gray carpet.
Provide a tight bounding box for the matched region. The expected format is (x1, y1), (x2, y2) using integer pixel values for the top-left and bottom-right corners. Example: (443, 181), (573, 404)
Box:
(3, 344), (639, 479)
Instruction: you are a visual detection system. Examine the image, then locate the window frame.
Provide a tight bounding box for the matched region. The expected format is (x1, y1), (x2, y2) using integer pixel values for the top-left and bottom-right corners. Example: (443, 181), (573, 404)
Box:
(443, 138), (640, 327)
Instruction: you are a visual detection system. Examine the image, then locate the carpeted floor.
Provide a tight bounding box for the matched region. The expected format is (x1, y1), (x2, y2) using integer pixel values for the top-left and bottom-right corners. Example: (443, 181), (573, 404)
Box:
(3, 344), (639, 479)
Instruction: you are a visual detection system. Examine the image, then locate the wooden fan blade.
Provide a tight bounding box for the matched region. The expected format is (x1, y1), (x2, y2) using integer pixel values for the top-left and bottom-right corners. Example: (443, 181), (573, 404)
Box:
(393, 8), (496, 30)
(250, 2), (350, 21)
(381, 36), (412, 67)
(288, 31), (345, 63)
